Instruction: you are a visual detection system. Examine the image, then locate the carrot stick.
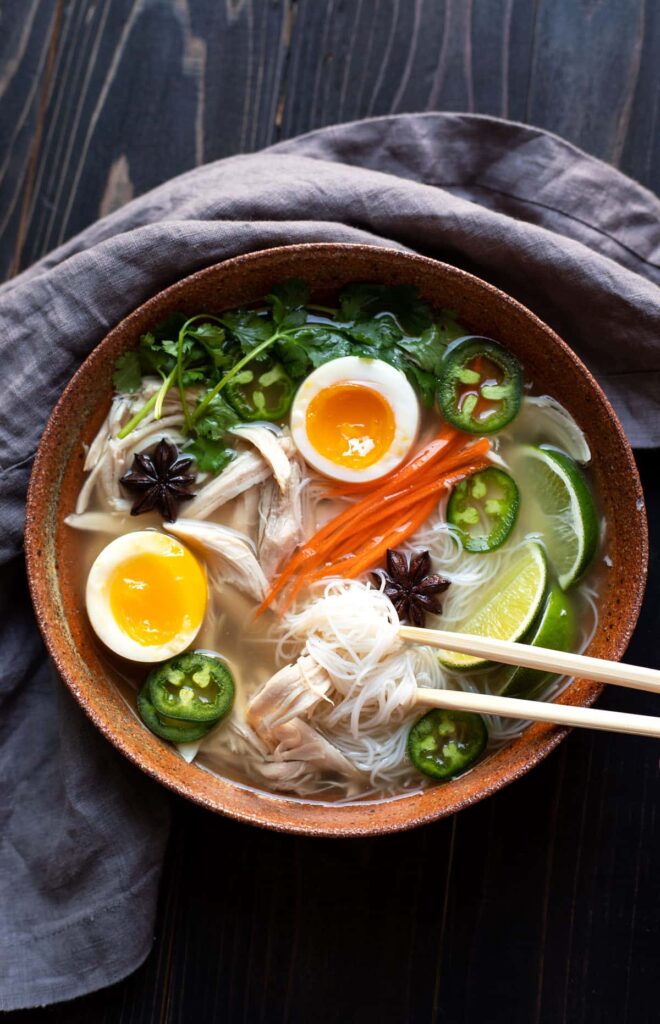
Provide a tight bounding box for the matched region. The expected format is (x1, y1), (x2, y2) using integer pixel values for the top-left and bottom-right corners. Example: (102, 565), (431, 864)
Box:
(259, 482), (414, 603)
(309, 495), (440, 582)
(306, 452), (490, 582)
(259, 433), (461, 606)
(258, 431), (490, 612)
(308, 433), (474, 554)
(311, 457), (481, 561)
(329, 435), (488, 504)
(325, 441), (490, 546)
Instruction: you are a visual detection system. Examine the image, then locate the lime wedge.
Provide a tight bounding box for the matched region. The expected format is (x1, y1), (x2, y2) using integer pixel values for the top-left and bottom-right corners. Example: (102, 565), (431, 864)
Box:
(438, 541), (547, 670)
(516, 445), (598, 589)
(492, 583), (576, 698)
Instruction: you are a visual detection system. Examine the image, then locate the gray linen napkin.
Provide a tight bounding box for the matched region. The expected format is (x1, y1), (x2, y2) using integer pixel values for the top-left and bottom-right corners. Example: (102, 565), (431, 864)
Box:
(1, 113), (659, 1010)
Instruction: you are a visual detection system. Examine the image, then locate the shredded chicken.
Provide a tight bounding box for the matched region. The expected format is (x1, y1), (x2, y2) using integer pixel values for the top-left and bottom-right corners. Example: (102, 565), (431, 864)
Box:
(271, 719), (361, 777)
(229, 425), (292, 491)
(225, 485), (260, 539)
(64, 512), (133, 534)
(117, 415), (185, 453)
(100, 440), (131, 511)
(183, 450), (272, 519)
(84, 398), (129, 471)
(167, 518), (268, 603)
(246, 654), (332, 742)
(79, 391), (187, 514)
(75, 456), (107, 514)
(246, 716), (363, 792)
(244, 661), (361, 790)
(183, 436), (296, 520)
(257, 458), (304, 579)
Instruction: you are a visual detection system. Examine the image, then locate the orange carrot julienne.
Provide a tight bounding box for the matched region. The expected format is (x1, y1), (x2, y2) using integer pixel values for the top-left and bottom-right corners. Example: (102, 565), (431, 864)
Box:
(307, 495), (440, 583)
(322, 440), (490, 545)
(258, 433), (460, 607)
(345, 499), (440, 577)
(279, 461), (486, 595)
(257, 432), (490, 614)
(321, 459), (487, 575)
(325, 435), (487, 507)
(310, 452), (488, 562)
(263, 477), (423, 600)
(259, 464), (485, 613)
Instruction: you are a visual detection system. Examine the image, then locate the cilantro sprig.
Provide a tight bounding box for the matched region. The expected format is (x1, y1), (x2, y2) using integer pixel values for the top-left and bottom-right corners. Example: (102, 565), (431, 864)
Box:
(112, 280), (467, 475)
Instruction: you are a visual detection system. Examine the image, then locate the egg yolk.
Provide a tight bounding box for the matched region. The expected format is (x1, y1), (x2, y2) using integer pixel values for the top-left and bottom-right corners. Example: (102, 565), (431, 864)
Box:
(305, 382), (396, 469)
(108, 544), (206, 647)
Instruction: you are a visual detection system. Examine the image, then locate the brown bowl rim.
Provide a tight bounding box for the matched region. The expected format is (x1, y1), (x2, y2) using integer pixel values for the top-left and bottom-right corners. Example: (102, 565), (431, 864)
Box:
(25, 243), (648, 837)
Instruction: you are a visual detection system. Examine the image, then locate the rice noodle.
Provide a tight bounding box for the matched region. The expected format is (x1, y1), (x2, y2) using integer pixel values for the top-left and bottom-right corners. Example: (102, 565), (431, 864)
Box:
(240, 579), (449, 798)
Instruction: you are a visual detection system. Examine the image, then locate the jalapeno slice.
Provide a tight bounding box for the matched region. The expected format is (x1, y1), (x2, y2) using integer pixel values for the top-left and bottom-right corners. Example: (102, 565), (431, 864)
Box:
(148, 652), (235, 723)
(447, 467), (520, 552)
(408, 708), (488, 780)
(137, 685), (213, 742)
(225, 360), (295, 421)
(438, 337), (522, 433)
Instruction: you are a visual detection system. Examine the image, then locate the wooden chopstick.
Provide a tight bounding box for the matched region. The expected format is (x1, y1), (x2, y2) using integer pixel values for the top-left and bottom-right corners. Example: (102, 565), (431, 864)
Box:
(398, 625), (660, 739)
(414, 687), (660, 739)
(399, 625), (660, 694)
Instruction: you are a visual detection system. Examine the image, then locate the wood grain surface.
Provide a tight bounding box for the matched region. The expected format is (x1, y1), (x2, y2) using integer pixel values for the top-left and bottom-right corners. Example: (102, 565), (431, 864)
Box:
(2, 2), (659, 1022)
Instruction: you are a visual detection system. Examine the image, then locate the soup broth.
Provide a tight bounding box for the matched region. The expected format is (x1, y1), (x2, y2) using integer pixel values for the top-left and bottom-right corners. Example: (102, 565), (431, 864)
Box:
(68, 284), (606, 803)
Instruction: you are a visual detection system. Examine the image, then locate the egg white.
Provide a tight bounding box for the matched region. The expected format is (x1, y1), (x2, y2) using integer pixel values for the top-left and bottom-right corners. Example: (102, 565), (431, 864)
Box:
(290, 356), (420, 482)
(85, 530), (206, 663)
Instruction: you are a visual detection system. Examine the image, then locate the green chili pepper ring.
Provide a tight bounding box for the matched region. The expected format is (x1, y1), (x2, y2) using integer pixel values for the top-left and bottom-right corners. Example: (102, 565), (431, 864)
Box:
(225, 360), (295, 421)
(407, 708), (488, 780)
(148, 652), (235, 723)
(448, 467), (520, 553)
(438, 337), (522, 434)
(137, 685), (213, 743)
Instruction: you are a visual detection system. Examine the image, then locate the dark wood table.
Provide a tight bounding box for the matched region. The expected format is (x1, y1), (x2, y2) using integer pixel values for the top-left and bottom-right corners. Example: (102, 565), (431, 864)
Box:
(3, 2), (659, 1021)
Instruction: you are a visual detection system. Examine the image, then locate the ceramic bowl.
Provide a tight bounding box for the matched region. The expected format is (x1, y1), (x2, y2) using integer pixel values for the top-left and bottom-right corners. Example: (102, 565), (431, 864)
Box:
(25, 244), (648, 836)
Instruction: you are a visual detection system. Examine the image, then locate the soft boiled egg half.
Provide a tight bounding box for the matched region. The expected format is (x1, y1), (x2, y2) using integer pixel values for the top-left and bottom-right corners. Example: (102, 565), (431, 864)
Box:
(86, 531), (207, 663)
(290, 356), (420, 483)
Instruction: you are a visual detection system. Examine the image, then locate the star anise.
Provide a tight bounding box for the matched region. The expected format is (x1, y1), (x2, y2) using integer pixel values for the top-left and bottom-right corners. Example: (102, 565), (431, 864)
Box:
(120, 439), (197, 522)
(372, 549), (450, 628)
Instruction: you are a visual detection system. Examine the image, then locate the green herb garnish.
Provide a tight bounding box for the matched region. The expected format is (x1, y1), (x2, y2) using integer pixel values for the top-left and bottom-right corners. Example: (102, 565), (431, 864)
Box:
(112, 351), (142, 393)
(113, 280), (468, 474)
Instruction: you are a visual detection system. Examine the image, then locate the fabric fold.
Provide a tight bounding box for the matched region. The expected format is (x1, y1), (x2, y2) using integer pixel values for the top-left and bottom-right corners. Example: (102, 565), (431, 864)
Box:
(1, 112), (658, 1010)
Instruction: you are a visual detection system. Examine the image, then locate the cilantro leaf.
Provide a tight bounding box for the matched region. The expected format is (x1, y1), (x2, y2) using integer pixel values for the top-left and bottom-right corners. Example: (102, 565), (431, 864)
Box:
(403, 364), (437, 408)
(396, 324), (447, 375)
(338, 283), (385, 322)
(221, 310), (273, 354)
(181, 368), (207, 386)
(160, 337), (181, 358)
(275, 337), (312, 379)
(137, 331), (176, 377)
(434, 309), (468, 346)
(193, 393), (239, 440)
(187, 322), (233, 371)
(338, 282), (433, 335)
(344, 316), (401, 348)
(183, 438), (235, 475)
(112, 351), (142, 393)
(268, 279), (309, 328)
(189, 322), (225, 345)
(283, 326), (352, 368)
